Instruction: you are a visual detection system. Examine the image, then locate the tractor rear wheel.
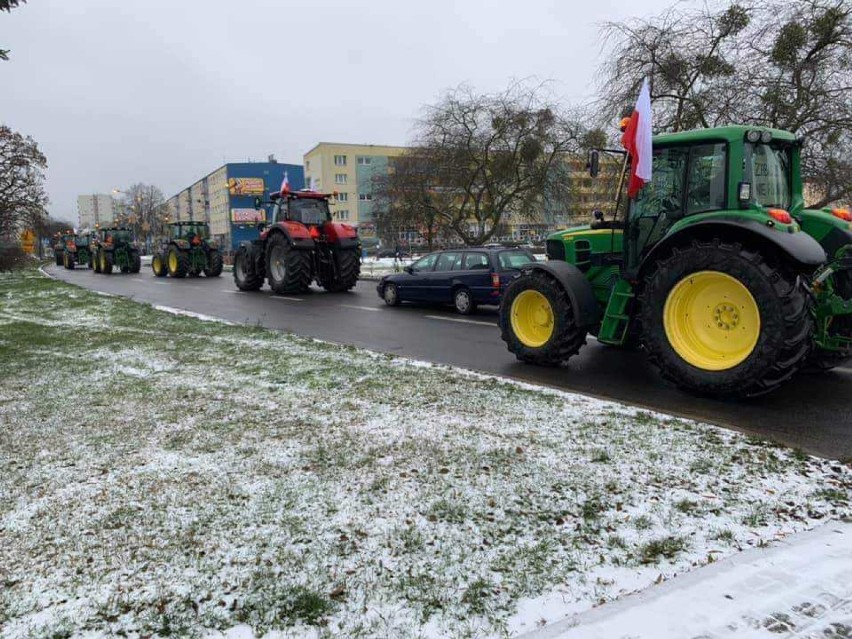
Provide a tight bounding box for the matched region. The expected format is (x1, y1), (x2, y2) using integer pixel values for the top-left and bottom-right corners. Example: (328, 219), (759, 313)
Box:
(55, 250), (63, 266)
(233, 245), (265, 291)
(93, 250), (102, 273)
(64, 252), (75, 270)
(640, 240), (812, 398)
(320, 248), (360, 292)
(167, 247), (189, 278)
(266, 234), (312, 294)
(499, 271), (588, 366)
(100, 250), (113, 275)
(152, 253), (167, 277)
(204, 251), (224, 277)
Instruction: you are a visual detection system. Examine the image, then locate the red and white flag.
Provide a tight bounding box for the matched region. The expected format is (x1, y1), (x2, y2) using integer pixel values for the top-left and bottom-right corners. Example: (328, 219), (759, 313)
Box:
(621, 78), (653, 199)
(279, 171), (290, 196)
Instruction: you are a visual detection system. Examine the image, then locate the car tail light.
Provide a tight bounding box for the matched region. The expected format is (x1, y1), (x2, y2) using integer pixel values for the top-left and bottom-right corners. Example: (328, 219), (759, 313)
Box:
(830, 208), (852, 222)
(491, 273), (501, 289)
(768, 209), (792, 224)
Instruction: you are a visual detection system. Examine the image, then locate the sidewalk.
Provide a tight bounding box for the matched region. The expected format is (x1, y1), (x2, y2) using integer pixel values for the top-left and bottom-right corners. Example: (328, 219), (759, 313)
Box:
(521, 521), (852, 639)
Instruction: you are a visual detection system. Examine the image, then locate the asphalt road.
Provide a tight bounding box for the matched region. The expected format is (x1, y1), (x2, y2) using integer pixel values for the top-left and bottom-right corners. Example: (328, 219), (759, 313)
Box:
(45, 263), (852, 460)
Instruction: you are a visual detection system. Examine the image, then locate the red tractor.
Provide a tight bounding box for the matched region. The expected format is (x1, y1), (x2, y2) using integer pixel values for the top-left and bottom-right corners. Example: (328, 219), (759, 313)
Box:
(233, 189), (360, 294)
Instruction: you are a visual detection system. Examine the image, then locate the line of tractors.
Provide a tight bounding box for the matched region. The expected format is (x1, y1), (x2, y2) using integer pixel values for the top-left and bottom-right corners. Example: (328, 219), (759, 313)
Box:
(51, 126), (851, 399)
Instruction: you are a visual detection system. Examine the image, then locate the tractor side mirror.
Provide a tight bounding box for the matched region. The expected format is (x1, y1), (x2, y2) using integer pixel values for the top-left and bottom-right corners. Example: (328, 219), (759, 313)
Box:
(253, 197), (262, 210)
(589, 150), (600, 178)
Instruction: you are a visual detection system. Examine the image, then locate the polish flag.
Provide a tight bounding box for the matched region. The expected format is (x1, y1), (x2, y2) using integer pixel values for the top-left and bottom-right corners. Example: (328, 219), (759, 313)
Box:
(621, 78), (653, 199)
(279, 171), (290, 196)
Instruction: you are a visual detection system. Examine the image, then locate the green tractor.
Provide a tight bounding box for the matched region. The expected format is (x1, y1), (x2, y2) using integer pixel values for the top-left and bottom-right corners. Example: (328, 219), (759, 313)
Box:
(92, 227), (141, 275)
(151, 222), (223, 278)
(62, 232), (94, 269)
(499, 126), (852, 397)
(53, 232), (73, 266)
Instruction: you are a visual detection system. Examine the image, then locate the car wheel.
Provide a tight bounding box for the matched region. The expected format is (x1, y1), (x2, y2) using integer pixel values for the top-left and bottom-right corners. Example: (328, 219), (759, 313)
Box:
(454, 287), (475, 315)
(383, 283), (401, 307)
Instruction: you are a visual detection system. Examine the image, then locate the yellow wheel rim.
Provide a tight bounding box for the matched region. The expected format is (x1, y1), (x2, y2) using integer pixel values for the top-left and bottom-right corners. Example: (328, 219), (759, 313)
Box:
(153, 256), (161, 274)
(169, 251), (178, 272)
(511, 290), (555, 348)
(100, 252), (107, 270)
(663, 271), (761, 371)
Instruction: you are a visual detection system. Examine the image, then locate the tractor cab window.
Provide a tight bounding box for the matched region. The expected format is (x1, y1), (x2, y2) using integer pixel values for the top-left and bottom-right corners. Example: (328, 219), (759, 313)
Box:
(686, 143), (727, 214)
(631, 146), (690, 258)
(289, 198), (330, 225)
(77, 235), (90, 246)
(746, 143), (792, 210)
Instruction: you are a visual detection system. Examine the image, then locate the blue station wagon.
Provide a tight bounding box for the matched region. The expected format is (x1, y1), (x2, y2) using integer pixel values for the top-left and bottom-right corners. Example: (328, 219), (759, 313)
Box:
(376, 247), (537, 314)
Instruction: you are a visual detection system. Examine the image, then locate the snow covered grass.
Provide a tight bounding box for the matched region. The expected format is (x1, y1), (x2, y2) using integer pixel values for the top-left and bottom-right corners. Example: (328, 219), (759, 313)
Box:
(1, 270), (850, 639)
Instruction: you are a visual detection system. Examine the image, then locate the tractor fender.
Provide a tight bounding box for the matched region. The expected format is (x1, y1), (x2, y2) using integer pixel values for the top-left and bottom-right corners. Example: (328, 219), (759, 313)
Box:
(263, 223), (315, 250)
(323, 222), (359, 249)
(520, 261), (600, 328)
(639, 219), (828, 277)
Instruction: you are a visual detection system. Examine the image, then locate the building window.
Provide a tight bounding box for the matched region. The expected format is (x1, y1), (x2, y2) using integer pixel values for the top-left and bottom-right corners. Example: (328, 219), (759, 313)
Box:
(337, 192), (349, 202)
(358, 193), (373, 201)
(357, 157), (372, 165)
(335, 174), (347, 184)
(335, 209), (350, 221)
(305, 160), (310, 170)
(334, 155), (347, 166)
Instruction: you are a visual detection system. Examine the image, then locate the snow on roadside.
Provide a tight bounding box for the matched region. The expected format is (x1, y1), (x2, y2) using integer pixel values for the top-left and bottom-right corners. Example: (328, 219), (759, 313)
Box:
(0, 271), (850, 639)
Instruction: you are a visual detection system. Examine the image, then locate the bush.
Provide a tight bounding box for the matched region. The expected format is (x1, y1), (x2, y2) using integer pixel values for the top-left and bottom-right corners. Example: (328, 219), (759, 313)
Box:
(0, 246), (32, 272)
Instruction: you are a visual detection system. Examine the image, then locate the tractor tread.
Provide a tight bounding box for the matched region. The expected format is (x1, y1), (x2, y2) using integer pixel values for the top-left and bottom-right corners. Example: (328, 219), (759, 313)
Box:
(233, 245), (265, 291)
(266, 234), (312, 294)
(320, 248), (360, 292)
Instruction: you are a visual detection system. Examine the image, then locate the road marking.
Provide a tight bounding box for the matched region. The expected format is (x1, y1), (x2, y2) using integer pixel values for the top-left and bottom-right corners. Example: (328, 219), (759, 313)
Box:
(222, 289), (244, 294)
(341, 304), (380, 312)
(272, 296), (304, 302)
(425, 315), (495, 327)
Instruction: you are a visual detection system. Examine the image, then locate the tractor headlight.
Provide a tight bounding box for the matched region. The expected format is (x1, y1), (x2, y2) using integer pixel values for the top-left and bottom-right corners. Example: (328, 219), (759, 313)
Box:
(746, 130), (761, 143)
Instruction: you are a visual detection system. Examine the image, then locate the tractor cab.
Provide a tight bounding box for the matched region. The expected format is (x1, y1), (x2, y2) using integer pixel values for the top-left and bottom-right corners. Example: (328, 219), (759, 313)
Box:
(76, 233), (91, 247)
(169, 222), (210, 246)
(102, 227), (134, 246)
(269, 191), (333, 227)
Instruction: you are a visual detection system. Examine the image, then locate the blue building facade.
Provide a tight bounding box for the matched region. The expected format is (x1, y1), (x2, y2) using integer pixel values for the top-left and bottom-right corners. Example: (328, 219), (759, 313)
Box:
(167, 161), (304, 251)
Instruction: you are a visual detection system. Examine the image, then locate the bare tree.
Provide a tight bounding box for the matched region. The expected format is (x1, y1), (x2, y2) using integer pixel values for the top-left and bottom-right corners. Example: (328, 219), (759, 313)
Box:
(598, 0), (852, 207)
(117, 183), (169, 247)
(409, 82), (581, 246)
(1, 0), (27, 61)
(0, 124), (48, 240)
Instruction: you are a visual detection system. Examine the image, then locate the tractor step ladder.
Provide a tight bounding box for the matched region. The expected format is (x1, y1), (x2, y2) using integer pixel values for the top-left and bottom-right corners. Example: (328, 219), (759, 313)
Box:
(596, 279), (635, 345)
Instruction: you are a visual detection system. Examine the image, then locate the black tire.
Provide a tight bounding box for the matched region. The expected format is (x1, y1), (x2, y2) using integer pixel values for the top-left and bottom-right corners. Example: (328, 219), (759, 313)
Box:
(204, 251), (224, 277)
(499, 270), (588, 366)
(101, 250), (113, 275)
(320, 248), (360, 292)
(233, 245), (265, 291)
(266, 233), (312, 294)
(130, 252), (141, 274)
(151, 253), (167, 277)
(55, 250), (63, 266)
(167, 247), (189, 278)
(383, 282), (401, 307)
(453, 287), (476, 315)
(64, 252), (75, 270)
(640, 240), (812, 398)
(93, 250), (102, 273)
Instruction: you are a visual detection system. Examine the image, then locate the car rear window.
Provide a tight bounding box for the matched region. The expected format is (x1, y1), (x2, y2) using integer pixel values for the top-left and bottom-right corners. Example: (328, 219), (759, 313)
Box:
(498, 250), (535, 270)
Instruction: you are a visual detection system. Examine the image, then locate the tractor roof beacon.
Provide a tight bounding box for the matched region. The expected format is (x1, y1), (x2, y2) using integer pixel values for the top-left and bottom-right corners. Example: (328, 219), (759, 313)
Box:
(232, 189), (361, 294)
(498, 125), (852, 398)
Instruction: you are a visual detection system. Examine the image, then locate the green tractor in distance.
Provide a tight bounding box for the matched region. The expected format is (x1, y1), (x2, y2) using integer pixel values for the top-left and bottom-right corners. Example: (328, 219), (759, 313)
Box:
(92, 227), (141, 275)
(62, 232), (94, 269)
(499, 126), (852, 398)
(151, 222), (223, 278)
(53, 232), (74, 266)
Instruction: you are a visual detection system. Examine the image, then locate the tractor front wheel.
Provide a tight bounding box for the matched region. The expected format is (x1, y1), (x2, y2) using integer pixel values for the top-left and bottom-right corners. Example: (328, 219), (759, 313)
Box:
(204, 251), (224, 277)
(167, 247), (189, 278)
(641, 240), (812, 398)
(266, 234), (312, 294)
(499, 271), (588, 366)
(100, 250), (113, 275)
(152, 253), (167, 277)
(233, 245), (265, 291)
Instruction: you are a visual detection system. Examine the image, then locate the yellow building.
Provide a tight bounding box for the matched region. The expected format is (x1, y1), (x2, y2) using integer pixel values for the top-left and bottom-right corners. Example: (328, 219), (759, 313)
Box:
(303, 143), (407, 228)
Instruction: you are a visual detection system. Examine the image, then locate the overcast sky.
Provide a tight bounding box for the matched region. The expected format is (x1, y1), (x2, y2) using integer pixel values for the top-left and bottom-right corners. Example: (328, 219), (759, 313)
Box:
(3, 0), (675, 222)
